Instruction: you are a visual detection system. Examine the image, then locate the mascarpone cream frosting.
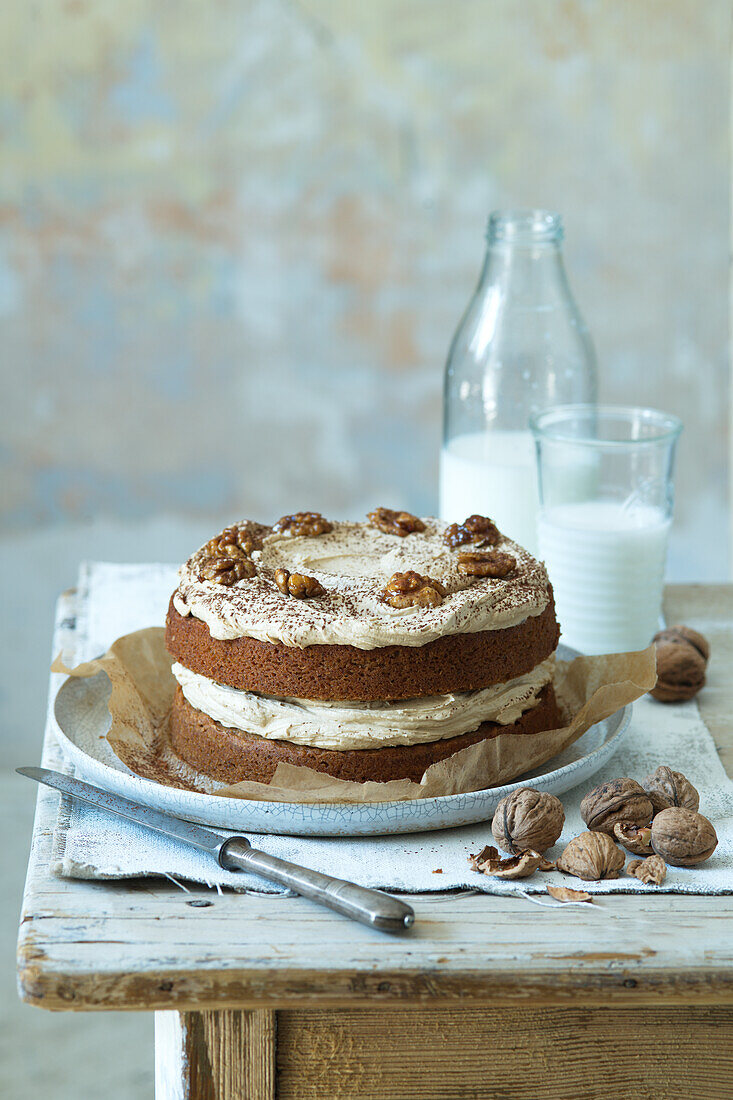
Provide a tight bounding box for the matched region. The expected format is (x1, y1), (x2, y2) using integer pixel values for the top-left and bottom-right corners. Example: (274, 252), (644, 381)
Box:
(171, 657), (555, 750)
(173, 518), (551, 650)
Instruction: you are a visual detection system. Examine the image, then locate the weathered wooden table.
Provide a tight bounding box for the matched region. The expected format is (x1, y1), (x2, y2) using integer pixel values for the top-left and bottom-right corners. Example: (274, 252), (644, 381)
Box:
(17, 585), (733, 1099)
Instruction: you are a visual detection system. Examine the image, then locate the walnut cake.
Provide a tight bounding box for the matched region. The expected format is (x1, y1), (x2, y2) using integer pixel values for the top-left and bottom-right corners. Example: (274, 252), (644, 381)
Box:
(165, 512), (563, 785)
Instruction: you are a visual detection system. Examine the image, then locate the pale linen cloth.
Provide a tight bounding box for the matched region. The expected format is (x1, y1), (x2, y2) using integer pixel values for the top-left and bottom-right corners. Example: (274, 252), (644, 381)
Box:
(49, 562), (733, 896)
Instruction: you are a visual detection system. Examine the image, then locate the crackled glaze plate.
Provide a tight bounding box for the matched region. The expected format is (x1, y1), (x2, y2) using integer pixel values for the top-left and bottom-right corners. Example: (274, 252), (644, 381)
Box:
(53, 645), (632, 837)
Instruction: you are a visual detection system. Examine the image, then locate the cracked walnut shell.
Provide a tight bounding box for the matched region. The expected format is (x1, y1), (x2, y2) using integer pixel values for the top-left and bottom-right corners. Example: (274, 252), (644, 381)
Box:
(641, 765), (700, 814)
(381, 571), (446, 608)
(556, 831), (625, 881)
(444, 514), (500, 549)
(580, 778), (653, 836)
(457, 549), (516, 578)
(491, 788), (564, 855)
(468, 845), (549, 880)
(627, 855), (667, 885)
(367, 507), (426, 537)
(651, 625), (709, 702)
(650, 807), (718, 867)
(273, 512), (333, 537)
(613, 822), (653, 856)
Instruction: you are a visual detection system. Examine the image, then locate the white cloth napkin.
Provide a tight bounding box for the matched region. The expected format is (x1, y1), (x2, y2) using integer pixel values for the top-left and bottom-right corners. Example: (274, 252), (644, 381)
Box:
(50, 562), (733, 896)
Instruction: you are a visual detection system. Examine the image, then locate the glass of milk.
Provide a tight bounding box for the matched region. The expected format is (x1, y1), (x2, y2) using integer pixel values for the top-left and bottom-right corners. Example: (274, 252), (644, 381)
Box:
(531, 404), (682, 655)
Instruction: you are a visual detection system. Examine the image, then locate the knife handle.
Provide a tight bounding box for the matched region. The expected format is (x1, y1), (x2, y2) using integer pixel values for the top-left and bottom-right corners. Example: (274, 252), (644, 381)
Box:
(219, 838), (414, 934)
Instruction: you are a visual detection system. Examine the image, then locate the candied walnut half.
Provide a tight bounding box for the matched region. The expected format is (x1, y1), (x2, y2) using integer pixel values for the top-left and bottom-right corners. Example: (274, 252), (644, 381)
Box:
(457, 549), (516, 578)
(205, 524), (261, 558)
(274, 568), (326, 599)
(367, 507), (426, 537)
(200, 555), (256, 585)
(381, 570), (446, 608)
(444, 514), (500, 549)
(273, 512), (333, 537)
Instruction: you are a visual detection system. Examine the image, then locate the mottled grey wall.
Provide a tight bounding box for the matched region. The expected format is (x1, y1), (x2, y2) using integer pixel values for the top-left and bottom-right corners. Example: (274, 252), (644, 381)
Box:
(0, 0), (730, 755)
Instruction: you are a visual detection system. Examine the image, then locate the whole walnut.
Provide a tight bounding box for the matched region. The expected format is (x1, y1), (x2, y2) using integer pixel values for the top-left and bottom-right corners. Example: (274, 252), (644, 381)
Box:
(580, 779), (653, 836)
(641, 765), (700, 814)
(651, 625), (709, 703)
(556, 831), (625, 881)
(650, 807), (718, 867)
(491, 788), (564, 855)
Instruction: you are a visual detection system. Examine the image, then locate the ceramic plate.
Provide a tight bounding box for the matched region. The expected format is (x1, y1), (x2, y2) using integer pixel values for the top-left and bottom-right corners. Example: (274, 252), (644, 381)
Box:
(53, 645), (632, 837)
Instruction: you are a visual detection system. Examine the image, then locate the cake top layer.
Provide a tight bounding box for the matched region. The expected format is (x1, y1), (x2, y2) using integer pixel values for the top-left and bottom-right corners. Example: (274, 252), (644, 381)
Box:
(172, 513), (551, 650)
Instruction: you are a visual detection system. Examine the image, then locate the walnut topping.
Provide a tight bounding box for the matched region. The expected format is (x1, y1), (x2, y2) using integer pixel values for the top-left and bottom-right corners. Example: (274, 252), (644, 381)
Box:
(468, 844), (545, 880)
(491, 788), (564, 855)
(205, 524), (261, 558)
(641, 766), (700, 814)
(444, 514), (500, 550)
(627, 855), (667, 885)
(651, 625), (709, 703)
(613, 822), (653, 856)
(556, 831), (626, 880)
(650, 807), (718, 867)
(367, 507), (426, 537)
(457, 549), (516, 578)
(273, 512), (333, 537)
(274, 568), (326, 599)
(579, 778), (653, 836)
(381, 570), (447, 608)
(200, 555), (256, 585)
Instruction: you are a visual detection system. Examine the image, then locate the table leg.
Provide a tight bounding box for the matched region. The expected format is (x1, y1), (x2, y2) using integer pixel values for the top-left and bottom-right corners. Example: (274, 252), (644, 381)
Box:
(154, 1009), (276, 1100)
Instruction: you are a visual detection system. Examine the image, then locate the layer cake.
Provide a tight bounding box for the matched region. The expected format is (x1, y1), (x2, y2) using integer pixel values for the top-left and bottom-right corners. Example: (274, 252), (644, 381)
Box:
(165, 510), (562, 785)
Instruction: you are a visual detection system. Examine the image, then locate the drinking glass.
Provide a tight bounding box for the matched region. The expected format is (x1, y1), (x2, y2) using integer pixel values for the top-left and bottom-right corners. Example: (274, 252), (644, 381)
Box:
(530, 404), (682, 655)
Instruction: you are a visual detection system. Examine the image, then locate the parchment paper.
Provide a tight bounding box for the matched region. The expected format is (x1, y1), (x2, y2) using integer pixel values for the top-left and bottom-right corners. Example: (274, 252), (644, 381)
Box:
(53, 628), (656, 804)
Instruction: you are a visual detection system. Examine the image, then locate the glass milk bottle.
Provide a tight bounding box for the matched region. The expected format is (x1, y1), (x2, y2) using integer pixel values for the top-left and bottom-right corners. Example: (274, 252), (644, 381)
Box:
(439, 210), (597, 555)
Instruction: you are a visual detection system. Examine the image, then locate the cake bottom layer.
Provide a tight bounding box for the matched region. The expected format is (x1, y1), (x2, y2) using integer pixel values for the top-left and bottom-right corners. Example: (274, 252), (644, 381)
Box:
(169, 683), (565, 785)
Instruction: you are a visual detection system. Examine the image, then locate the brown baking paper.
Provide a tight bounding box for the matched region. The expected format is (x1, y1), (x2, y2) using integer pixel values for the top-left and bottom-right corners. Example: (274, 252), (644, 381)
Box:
(53, 628), (657, 804)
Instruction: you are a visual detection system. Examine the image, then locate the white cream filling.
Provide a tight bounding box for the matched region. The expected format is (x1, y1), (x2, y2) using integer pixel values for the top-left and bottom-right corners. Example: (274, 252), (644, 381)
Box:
(171, 657), (555, 751)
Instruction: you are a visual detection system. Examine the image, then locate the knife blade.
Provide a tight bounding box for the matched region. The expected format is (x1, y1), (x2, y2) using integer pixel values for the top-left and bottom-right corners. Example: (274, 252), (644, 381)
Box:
(17, 767), (415, 933)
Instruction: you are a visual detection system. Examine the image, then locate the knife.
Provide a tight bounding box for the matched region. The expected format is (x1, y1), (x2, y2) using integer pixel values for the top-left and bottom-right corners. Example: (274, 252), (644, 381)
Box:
(17, 767), (415, 934)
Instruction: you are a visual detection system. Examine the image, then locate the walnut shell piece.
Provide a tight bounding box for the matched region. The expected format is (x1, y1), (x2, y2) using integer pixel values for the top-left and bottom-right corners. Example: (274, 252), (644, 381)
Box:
(546, 885), (593, 904)
(613, 822), (653, 856)
(273, 512), (333, 537)
(491, 788), (565, 855)
(627, 855), (667, 885)
(556, 831), (626, 881)
(367, 507), (426, 537)
(641, 766), (700, 814)
(650, 807), (718, 867)
(579, 779), (653, 836)
(444, 514), (500, 549)
(457, 549), (516, 578)
(468, 845), (545, 880)
(650, 625), (709, 703)
(381, 571), (447, 608)
(200, 555), (256, 585)
(274, 568), (326, 599)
